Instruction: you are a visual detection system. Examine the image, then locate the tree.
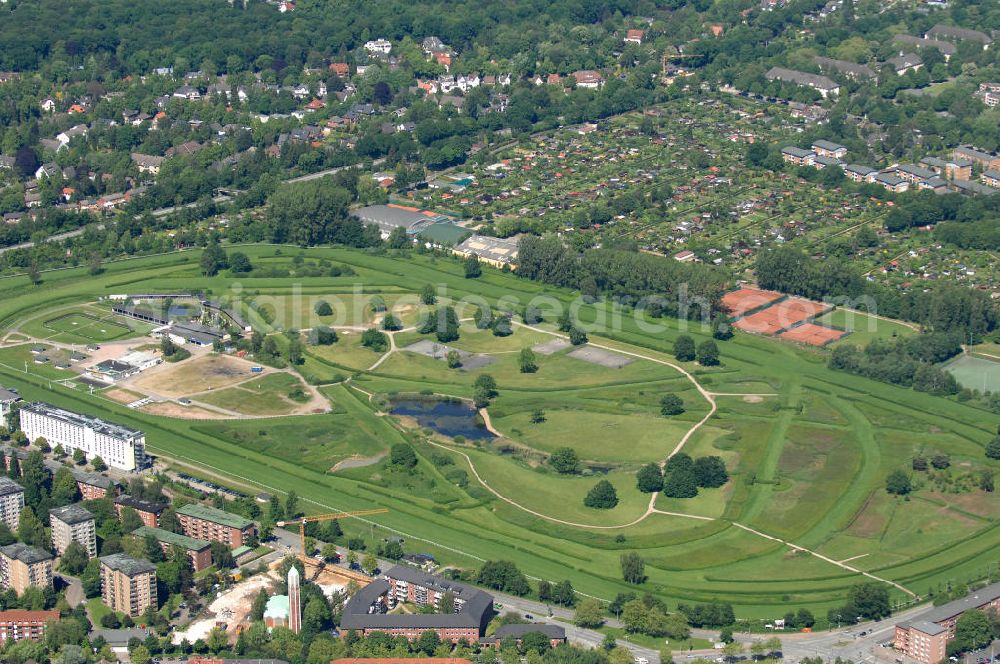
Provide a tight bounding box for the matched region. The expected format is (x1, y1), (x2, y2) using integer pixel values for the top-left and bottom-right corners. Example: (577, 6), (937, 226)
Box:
(569, 327), (588, 346)
(314, 300), (333, 316)
(464, 255), (482, 279)
(621, 598), (648, 633)
(285, 337), (304, 365)
(200, 242), (228, 276)
(553, 579), (575, 606)
(71, 449), (85, 466)
(693, 456), (728, 488)
(530, 409), (546, 423)
(474, 374), (498, 398)
(390, 443), (418, 469)
(381, 314), (402, 331)
(986, 437), (1000, 460)
(446, 350), (462, 368)
(229, 252), (253, 273)
(421, 284), (437, 305)
(372, 81), (393, 105)
(886, 470), (912, 495)
(953, 609), (993, 653)
(477, 560), (530, 595)
(14, 146), (39, 179)
(620, 552), (646, 584)
(17, 506), (46, 548)
(311, 326), (338, 346)
(930, 454), (950, 469)
(696, 340), (719, 366)
(520, 631), (552, 654)
(673, 335), (696, 362)
(574, 598), (605, 628)
(519, 348), (538, 374)
(844, 582), (891, 620)
(59, 541), (90, 575)
(636, 463), (664, 493)
(130, 645), (152, 664)
(91, 456), (107, 472)
(659, 394), (684, 416)
(662, 464), (699, 499)
(549, 447), (579, 474)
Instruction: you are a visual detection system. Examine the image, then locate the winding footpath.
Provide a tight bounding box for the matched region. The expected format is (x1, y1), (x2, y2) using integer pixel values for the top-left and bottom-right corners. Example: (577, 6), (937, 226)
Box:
(353, 322), (916, 597)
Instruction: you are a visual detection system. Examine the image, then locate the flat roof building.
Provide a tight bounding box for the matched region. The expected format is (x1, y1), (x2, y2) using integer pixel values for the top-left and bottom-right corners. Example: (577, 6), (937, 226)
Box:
(49, 504), (97, 558)
(454, 235), (520, 268)
(73, 470), (117, 501)
(353, 204), (457, 240)
(895, 581), (1000, 663)
(0, 543), (53, 595)
(131, 525), (212, 572)
(115, 495), (167, 528)
(100, 553), (157, 617)
(176, 503), (255, 548)
(19, 402), (147, 472)
(0, 477), (24, 530)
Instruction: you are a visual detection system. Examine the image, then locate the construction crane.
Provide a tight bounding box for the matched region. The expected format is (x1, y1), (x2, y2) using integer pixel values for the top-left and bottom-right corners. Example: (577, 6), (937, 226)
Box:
(277, 508), (389, 564)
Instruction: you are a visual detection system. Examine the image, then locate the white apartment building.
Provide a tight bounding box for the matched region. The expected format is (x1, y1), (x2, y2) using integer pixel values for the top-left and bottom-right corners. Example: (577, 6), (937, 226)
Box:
(364, 39), (392, 54)
(19, 403), (147, 472)
(0, 478), (24, 529)
(49, 504), (97, 558)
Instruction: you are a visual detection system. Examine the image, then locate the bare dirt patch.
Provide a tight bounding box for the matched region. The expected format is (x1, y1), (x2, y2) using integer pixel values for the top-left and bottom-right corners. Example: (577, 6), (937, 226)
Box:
(139, 402), (229, 419)
(567, 345), (634, 368)
(104, 388), (144, 404)
(130, 353), (265, 397)
(742, 395), (764, 403)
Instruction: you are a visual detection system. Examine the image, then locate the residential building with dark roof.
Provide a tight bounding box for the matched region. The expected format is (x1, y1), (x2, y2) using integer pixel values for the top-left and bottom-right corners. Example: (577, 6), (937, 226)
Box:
(0, 609), (60, 643)
(873, 172), (909, 192)
(100, 553), (157, 616)
(925, 24), (992, 48)
(920, 156), (972, 181)
(812, 140), (847, 158)
(0, 544), (53, 594)
(844, 164), (877, 183)
(954, 146), (1000, 171)
(895, 581), (1000, 663)
(765, 67), (840, 97)
(177, 504), (255, 548)
(132, 526), (212, 571)
(0, 386), (19, 419)
(339, 566), (494, 642)
(73, 470), (117, 501)
(114, 495), (167, 528)
(813, 56), (875, 80)
(49, 504), (97, 558)
(482, 623), (567, 648)
(0, 477), (24, 529)
(893, 35), (957, 59)
(886, 53), (923, 75)
(982, 169), (1000, 188)
(781, 146), (815, 165)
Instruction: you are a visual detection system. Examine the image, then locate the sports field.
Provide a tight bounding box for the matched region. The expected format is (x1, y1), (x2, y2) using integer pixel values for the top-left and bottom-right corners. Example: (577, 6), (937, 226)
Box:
(0, 245), (997, 621)
(943, 354), (1000, 393)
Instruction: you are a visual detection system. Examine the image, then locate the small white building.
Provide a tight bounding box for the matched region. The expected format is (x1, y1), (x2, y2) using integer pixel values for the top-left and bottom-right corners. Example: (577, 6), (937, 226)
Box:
(364, 39), (392, 55)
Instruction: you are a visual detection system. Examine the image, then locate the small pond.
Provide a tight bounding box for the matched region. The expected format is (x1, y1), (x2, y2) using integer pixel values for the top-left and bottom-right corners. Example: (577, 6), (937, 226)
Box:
(390, 398), (495, 441)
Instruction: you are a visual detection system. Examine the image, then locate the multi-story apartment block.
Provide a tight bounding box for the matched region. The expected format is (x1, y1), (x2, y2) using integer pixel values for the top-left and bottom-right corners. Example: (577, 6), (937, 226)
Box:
(0, 544), (53, 594)
(954, 146), (1000, 172)
(19, 403), (147, 471)
(49, 504), (97, 558)
(895, 581), (1000, 663)
(0, 610), (60, 643)
(176, 504), (255, 548)
(0, 477), (24, 529)
(100, 553), (157, 617)
(131, 526), (212, 572)
(114, 495), (166, 528)
(73, 470), (117, 500)
(0, 387), (20, 420)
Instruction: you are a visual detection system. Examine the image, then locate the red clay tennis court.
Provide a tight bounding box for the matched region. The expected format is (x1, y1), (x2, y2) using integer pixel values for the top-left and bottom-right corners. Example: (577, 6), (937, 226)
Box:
(779, 323), (847, 346)
(722, 288), (784, 317)
(733, 298), (832, 335)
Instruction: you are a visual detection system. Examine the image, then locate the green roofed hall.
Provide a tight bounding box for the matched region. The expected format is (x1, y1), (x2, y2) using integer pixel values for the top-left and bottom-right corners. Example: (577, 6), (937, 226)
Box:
(176, 503), (253, 529)
(132, 526), (210, 552)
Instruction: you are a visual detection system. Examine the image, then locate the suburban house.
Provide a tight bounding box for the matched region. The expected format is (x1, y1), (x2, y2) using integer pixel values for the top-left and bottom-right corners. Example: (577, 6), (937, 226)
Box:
(886, 53), (922, 75)
(624, 29), (644, 44)
(572, 70), (604, 89)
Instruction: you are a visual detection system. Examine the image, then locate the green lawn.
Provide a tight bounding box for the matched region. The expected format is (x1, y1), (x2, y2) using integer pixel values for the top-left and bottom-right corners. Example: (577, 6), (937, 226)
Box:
(814, 308), (916, 347)
(942, 354), (1000, 393)
(197, 372), (311, 416)
(0, 244), (997, 619)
